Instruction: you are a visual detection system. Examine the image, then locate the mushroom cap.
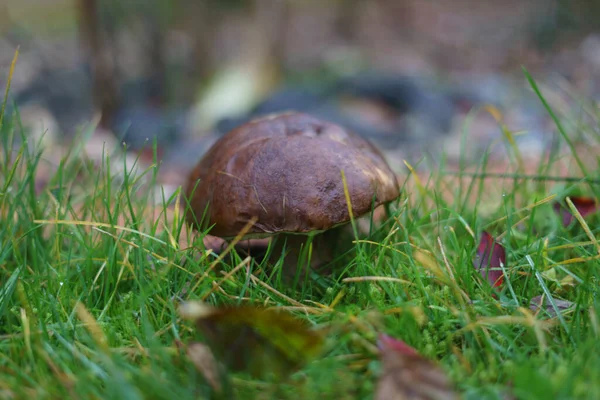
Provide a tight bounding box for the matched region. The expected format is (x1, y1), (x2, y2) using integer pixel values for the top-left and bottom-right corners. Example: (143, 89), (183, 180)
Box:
(185, 112), (400, 239)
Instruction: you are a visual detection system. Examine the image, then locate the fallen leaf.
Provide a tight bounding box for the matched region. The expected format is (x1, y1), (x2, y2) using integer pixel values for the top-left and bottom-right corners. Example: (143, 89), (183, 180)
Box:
(558, 275), (577, 291)
(179, 301), (324, 379)
(186, 342), (223, 393)
(529, 295), (575, 317)
(375, 334), (458, 400)
(473, 231), (505, 288)
(553, 196), (598, 227)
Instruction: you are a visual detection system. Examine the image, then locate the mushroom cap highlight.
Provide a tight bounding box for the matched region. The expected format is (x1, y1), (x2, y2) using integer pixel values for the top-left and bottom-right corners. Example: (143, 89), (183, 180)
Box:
(185, 112), (400, 239)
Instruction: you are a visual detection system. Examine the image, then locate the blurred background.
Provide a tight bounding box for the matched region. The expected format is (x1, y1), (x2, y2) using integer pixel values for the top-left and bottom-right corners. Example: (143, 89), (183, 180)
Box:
(1, 0), (600, 187)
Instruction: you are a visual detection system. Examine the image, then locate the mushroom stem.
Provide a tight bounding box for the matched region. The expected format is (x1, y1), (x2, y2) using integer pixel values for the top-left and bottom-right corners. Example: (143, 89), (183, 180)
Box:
(270, 226), (349, 279)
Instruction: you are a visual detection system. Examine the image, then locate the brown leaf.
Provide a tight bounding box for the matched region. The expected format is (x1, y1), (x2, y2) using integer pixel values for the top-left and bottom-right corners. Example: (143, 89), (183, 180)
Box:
(186, 342), (223, 393)
(553, 196), (598, 227)
(473, 231), (505, 288)
(179, 301), (324, 379)
(375, 334), (458, 400)
(529, 295), (575, 317)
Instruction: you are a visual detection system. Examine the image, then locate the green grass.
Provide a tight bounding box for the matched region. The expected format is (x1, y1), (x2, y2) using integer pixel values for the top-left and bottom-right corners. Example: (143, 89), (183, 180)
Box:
(2, 55), (600, 399)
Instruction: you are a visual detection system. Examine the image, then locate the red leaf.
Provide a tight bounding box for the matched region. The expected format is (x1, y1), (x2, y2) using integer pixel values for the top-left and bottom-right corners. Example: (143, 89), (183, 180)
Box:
(375, 334), (457, 400)
(378, 333), (419, 356)
(553, 196), (598, 227)
(473, 231), (505, 288)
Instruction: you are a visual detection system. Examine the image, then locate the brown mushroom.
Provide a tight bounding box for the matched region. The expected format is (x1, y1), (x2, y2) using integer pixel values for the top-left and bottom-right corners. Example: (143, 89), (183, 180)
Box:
(185, 112), (400, 278)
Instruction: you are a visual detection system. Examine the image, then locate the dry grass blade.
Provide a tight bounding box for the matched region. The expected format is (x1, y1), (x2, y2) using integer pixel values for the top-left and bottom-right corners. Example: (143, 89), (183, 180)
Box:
(566, 197), (600, 255)
(34, 219), (167, 244)
(486, 195), (556, 228)
(186, 342), (223, 393)
(191, 216), (258, 292)
(0, 47), (19, 126)
(249, 274), (306, 308)
(201, 256), (252, 300)
(74, 302), (109, 353)
(342, 276), (413, 285)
